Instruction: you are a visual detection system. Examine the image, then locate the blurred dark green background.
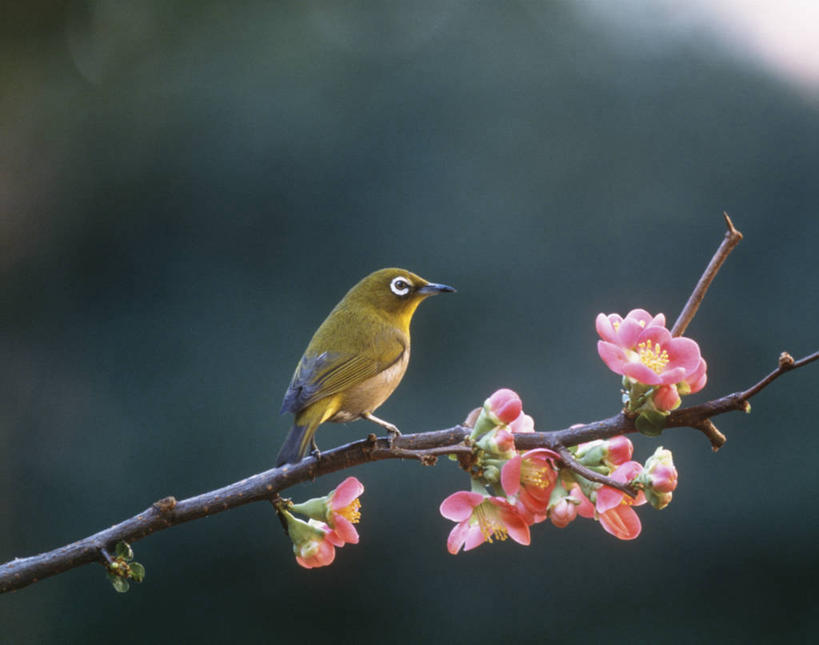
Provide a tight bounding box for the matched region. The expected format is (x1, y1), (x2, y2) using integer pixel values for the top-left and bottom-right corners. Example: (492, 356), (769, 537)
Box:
(2, 2), (818, 643)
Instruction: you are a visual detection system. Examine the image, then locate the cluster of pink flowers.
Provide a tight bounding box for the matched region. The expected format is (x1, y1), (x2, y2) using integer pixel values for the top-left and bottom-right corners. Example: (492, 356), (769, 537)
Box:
(282, 476), (364, 568)
(596, 309), (707, 433)
(440, 389), (680, 552)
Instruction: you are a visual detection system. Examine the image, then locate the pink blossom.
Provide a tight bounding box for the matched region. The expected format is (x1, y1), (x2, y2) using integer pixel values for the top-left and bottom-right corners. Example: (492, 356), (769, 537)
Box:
(501, 448), (559, 515)
(653, 384), (681, 411)
(284, 511), (340, 569)
(549, 498), (577, 528)
(485, 388), (523, 425)
(605, 435), (634, 466)
(595, 461), (646, 541)
(596, 309), (666, 346)
(327, 476), (364, 545)
(294, 521), (338, 569)
(549, 487), (583, 528)
(596, 311), (702, 386)
(508, 412), (535, 433)
(440, 491), (531, 554)
(641, 447), (678, 509)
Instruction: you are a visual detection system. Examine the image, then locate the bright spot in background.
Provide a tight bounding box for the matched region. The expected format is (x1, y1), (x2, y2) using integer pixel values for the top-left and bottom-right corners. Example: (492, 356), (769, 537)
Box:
(575, 0), (819, 97)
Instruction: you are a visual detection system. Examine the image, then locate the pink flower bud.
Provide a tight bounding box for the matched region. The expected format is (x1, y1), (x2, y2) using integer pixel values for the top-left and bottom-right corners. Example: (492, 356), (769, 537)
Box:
(549, 497), (578, 528)
(485, 388), (523, 425)
(653, 384), (681, 411)
(644, 447), (678, 493)
(604, 435), (633, 466)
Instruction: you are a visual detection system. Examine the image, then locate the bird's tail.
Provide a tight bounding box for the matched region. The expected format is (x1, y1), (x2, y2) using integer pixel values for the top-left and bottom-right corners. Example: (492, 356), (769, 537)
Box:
(275, 423), (314, 466)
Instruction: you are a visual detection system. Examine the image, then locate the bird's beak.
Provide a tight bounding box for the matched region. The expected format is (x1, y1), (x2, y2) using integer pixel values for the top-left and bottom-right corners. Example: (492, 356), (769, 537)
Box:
(418, 282), (456, 295)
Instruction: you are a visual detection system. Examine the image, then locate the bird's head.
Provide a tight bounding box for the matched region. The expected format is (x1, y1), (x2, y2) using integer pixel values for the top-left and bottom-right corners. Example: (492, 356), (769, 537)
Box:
(344, 268), (455, 329)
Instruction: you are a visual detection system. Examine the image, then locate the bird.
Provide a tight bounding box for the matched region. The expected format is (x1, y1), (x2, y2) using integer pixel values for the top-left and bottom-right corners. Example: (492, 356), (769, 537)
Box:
(275, 268), (455, 466)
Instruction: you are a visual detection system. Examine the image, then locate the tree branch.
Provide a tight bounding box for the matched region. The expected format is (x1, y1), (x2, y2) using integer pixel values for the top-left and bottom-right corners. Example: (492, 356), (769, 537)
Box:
(1, 349), (814, 593)
(2, 215), (813, 594)
(671, 212), (742, 337)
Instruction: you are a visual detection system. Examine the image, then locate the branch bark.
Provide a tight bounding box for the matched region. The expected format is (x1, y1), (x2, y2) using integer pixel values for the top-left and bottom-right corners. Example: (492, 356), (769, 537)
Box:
(1, 349), (815, 593)
(1, 215), (813, 594)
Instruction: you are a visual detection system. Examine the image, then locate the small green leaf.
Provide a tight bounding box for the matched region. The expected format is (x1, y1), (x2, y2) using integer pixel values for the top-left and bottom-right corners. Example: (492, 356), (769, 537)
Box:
(129, 562), (146, 583)
(108, 573), (130, 593)
(115, 541), (134, 561)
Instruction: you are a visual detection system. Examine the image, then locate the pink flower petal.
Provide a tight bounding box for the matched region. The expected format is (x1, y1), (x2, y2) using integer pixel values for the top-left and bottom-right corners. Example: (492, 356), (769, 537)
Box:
(447, 521), (470, 554)
(687, 358), (708, 393)
(503, 511), (531, 546)
(332, 514), (360, 544)
(501, 455), (522, 496)
(599, 505), (642, 540)
(595, 313), (620, 344)
(639, 325), (672, 347)
(665, 336), (702, 374)
(570, 485), (595, 518)
(463, 524), (487, 551)
(612, 461), (643, 484)
(439, 491), (483, 521)
(596, 486), (624, 513)
(616, 316), (646, 348)
(509, 412), (535, 433)
(331, 476), (364, 509)
(621, 361), (663, 385)
(597, 341), (629, 375)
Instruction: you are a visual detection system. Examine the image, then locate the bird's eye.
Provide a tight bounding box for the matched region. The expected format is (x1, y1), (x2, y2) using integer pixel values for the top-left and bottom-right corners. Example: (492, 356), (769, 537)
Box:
(390, 276), (412, 296)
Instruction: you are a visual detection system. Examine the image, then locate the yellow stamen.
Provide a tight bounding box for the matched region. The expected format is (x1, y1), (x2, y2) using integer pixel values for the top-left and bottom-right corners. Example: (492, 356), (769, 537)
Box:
(338, 499), (361, 524)
(637, 340), (669, 374)
(475, 502), (509, 543)
(521, 462), (553, 489)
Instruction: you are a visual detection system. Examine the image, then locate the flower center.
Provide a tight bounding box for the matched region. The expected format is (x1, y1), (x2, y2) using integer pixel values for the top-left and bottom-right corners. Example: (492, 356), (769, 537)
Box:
(337, 499), (361, 524)
(475, 502), (509, 543)
(521, 461), (555, 490)
(637, 341), (669, 374)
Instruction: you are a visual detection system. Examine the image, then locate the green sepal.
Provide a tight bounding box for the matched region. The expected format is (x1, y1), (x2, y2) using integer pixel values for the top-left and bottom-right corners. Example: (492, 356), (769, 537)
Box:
(635, 409), (668, 436)
(470, 408), (499, 441)
(129, 562), (146, 583)
(290, 496), (330, 522)
(114, 541), (134, 561)
(108, 573), (130, 593)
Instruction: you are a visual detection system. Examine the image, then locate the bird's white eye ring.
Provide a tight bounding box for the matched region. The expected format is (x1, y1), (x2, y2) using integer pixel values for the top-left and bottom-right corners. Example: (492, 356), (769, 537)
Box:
(390, 276), (412, 296)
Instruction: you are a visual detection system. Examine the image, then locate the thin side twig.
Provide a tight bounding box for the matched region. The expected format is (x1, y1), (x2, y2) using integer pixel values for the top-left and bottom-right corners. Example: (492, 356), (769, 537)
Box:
(671, 213), (742, 337)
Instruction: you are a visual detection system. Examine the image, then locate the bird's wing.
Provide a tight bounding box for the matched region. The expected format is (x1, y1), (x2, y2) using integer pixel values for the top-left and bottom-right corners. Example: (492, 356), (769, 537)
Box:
(280, 335), (406, 415)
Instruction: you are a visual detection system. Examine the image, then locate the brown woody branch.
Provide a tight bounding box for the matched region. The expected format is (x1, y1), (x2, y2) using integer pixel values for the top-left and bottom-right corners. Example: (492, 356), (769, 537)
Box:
(0, 215), (812, 594)
(1, 349), (814, 594)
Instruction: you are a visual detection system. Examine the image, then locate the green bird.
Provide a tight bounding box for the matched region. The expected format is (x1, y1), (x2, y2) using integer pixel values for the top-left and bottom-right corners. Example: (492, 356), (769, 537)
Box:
(275, 268), (455, 466)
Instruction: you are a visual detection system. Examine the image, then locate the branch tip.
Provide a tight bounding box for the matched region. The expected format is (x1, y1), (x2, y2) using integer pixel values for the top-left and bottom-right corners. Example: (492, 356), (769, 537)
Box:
(722, 211), (742, 240)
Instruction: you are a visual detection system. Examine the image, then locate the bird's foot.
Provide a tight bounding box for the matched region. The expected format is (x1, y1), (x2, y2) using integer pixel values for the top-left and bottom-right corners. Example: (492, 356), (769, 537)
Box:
(310, 438), (322, 461)
(363, 413), (402, 447)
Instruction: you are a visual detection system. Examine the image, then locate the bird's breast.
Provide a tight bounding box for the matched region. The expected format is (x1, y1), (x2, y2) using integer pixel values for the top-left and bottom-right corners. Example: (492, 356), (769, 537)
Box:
(328, 348), (410, 422)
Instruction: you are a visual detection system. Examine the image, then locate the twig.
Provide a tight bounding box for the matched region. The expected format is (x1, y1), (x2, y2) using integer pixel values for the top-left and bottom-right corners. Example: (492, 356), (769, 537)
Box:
(555, 445), (637, 497)
(671, 213), (742, 337)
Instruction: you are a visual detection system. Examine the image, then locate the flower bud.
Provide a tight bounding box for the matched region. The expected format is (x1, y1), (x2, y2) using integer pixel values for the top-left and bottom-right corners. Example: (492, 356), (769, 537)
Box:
(549, 496), (578, 528)
(470, 388), (523, 439)
(605, 435), (633, 466)
(476, 428), (516, 459)
(644, 447), (677, 493)
(653, 384), (681, 411)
